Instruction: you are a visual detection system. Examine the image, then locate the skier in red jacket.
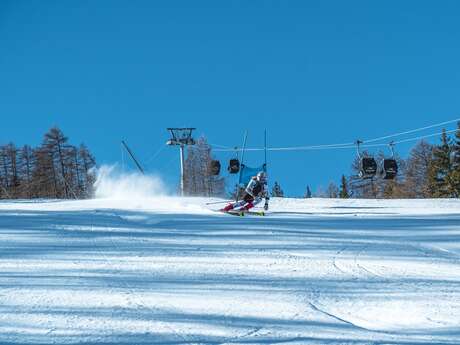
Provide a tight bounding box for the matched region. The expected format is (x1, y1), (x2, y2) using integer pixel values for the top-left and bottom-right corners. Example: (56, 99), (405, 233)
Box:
(222, 171), (269, 212)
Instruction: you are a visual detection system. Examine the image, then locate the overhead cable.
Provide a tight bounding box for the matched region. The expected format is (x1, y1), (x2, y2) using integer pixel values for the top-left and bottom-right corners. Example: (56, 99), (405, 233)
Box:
(213, 118), (459, 153)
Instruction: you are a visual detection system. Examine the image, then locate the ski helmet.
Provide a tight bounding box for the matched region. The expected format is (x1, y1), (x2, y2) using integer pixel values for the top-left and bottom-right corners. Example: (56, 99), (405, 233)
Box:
(256, 171), (267, 182)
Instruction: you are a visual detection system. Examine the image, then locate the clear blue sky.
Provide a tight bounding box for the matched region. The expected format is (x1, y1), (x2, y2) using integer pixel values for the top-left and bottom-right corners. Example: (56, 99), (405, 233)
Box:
(1, 1), (460, 196)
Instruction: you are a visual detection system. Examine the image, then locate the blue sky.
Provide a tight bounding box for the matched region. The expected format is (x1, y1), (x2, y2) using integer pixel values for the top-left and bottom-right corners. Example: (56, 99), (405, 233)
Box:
(1, 1), (460, 196)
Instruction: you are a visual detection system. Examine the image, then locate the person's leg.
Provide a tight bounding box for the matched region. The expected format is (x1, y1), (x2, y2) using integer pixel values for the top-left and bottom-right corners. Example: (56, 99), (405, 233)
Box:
(234, 196), (255, 211)
(223, 200), (245, 212)
(240, 197), (262, 211)
(242, 201), (254, 210)
(222, 203), (234, 211)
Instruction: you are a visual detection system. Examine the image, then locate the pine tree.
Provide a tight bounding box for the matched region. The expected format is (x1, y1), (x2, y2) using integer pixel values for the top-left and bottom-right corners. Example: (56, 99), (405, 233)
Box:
(271, 181), (284, 197)
(304, 185), (312, 198)
(339, 175), (349, 198)
(448, 122), (460, 196)
(428, 129), (454, 197)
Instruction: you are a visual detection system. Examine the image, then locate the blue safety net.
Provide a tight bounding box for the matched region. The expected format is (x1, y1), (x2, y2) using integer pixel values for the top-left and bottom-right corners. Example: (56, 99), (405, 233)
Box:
(238, 164), (267, 186)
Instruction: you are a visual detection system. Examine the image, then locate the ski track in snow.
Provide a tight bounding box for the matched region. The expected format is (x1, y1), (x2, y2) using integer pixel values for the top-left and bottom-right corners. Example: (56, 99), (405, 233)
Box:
(0, 197), (460, 344)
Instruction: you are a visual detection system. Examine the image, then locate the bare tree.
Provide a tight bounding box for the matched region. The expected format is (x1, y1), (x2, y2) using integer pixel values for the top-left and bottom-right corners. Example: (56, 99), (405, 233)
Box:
(18, 145), (34, 198)
(43, 127), (72, 198)
(401, 140), (433, 198)
(0, 127), (97, 200)
(184, 137), (225, 197)
(326, 181), (339, 198)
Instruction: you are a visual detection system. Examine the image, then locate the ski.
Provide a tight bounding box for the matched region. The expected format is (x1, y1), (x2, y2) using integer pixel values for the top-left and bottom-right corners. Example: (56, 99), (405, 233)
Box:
(220, 210), (265, 217)
(227, 211), (245, 217)
(245, 210), (265, 216)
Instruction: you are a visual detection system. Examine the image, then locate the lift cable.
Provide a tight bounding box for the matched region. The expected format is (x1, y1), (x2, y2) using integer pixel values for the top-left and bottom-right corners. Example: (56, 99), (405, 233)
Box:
(363, 117), (460, 144)
(392, 128), (458, 145)
(212, 118), (460, 153)
(144, 144), (166, 166)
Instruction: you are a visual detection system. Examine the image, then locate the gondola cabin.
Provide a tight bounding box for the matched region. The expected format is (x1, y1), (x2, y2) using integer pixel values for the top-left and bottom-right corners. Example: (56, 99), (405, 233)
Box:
(228, 158), (240, 174)
(209, 160), (221, 176)
(359, 157), (377, 179)
(381, 159), (398, 180)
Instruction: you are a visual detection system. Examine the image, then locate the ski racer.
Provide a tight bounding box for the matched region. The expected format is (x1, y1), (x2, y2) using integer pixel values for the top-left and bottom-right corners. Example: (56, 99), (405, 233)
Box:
(222, 171), (270, 212)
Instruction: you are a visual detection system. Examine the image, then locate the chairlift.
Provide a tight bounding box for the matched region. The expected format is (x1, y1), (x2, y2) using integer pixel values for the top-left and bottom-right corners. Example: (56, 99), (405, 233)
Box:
(380, 142), (398, 180)
(228, 158), (240, 174)
(381, 159), (398, 179)
(227, 147), (241, 174)
(209, 160), (221, 176)
(360, 157), (378, 178)
(356, 140), (377, 179)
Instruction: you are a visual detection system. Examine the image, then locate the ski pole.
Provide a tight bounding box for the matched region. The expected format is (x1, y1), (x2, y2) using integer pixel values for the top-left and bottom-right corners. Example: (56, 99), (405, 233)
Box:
(205, 200), (233, 205)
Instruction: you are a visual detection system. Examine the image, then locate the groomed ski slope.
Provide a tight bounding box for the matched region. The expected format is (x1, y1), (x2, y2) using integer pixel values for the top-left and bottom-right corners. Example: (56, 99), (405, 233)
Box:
(1, 197), (460, 344)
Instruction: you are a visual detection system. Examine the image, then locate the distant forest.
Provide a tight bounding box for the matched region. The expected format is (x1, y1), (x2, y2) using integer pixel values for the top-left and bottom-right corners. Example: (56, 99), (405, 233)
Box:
(309, 123), (460, 199)
(0, 127), (96, 199)
(2, 123), (459, 200)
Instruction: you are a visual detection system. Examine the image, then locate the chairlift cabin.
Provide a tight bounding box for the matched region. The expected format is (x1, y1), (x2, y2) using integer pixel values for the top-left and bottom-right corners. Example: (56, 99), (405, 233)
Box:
(359, 157), (378, 179)
(356, 140), (377, 179)
(228, 158), (240, 174)
(209, 160), (221, 176)
(380, 142), (398, 180)
(381, 159), (398, 179)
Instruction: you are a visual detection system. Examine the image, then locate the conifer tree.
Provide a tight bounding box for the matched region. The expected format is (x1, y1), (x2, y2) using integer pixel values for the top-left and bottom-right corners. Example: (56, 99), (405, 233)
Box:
(271, 181), (284, 197)
(449, 122), (460, 196)
(304, 185), (312, 198)
(339, 175), (349, 198)
(428, 129), (455, 197)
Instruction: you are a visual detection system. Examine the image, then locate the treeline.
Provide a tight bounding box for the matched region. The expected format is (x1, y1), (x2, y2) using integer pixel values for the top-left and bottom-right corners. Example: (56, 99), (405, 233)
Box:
(316, 123), (460, 199)
(0, 127), (96, 199)
(271, 123), (460, 199)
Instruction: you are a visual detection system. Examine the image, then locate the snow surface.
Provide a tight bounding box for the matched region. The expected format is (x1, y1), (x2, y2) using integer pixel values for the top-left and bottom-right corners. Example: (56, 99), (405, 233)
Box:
(1, 197), (460, 344)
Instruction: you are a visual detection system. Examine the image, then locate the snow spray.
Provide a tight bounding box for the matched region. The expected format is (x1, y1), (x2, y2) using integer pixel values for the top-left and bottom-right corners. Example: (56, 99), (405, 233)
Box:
(93, 165), (168, 200)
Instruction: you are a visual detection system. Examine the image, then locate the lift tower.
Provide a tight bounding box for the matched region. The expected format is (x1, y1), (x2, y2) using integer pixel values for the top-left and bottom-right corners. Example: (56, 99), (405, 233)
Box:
(166, 128), (196, 196)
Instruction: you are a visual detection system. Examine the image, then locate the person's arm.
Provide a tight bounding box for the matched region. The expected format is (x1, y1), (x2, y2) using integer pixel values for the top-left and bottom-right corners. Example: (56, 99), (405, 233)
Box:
(245, 179), (257, 197)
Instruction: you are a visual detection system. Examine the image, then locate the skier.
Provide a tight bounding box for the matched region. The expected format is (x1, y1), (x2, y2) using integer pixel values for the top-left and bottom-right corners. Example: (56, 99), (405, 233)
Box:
(222, 171), (270, 213)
